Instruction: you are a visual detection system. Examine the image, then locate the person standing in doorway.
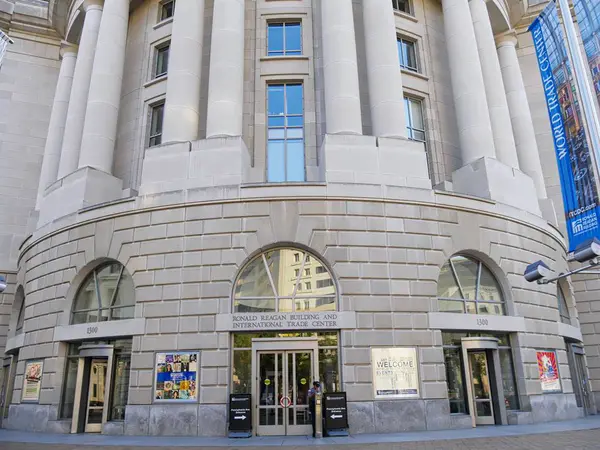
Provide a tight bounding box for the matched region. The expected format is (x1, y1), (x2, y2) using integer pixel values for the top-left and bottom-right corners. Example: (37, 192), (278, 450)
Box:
(308, 381), (321, 438)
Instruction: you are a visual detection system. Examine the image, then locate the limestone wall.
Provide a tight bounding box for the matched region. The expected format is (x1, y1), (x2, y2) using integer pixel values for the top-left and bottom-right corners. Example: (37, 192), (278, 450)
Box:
(4, 189), (583, 434)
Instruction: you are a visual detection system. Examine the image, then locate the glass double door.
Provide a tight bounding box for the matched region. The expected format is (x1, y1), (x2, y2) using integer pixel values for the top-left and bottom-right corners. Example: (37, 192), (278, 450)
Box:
(468, 352), (495, 425)
(257, 350), (314, 436)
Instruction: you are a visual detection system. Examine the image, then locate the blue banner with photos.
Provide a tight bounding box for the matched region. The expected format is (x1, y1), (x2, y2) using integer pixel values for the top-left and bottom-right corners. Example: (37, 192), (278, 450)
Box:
(530, 2), (600, 251)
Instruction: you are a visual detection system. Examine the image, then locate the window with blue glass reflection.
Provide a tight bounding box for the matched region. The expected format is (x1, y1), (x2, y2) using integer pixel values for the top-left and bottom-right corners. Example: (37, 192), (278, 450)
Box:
(397, 38), (418, 72)
(268, 22), (302, 56)
(267, 84), (305, 182)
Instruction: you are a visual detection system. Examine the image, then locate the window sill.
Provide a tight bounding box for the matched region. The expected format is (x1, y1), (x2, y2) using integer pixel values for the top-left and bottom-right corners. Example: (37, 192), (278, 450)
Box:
(241, 181), (326, 189)
(153, 17), (173, 30)
(394, 10), (418, 23)
(401, 68), (429, 81)
(144, 75), (168, 89)
(260, 55), (309, 63)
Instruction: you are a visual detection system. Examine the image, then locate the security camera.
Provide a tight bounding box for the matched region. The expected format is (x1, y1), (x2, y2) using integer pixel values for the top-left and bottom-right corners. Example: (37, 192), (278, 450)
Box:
(0, 276), (6, 294)
(573, 238), (600, 263)
(524, 261), (552, 283)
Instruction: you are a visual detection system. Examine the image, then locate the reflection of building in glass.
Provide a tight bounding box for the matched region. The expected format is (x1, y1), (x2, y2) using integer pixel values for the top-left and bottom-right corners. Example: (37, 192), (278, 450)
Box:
(234, 249), (336, 313)
(88, 363), (106, 405)
(574, 0), (600, 105)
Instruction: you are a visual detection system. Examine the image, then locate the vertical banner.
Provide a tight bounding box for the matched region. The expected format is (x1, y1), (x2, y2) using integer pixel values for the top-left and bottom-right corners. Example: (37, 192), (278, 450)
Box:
(530, 3), (600, 251)
(371, 347), (419, 399)
(21, 360), (43, 402)
(573, 0), (600, 107)
(537, 351), (561, 392)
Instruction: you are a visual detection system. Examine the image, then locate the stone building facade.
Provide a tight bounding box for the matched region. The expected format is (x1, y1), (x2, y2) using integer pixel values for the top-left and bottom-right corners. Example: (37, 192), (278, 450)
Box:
(0, 0), (598, 437)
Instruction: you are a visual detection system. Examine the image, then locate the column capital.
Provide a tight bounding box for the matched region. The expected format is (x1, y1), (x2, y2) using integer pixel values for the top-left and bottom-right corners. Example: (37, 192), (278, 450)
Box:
(82, 0), (103, 13)
(59, 41), (78, 58)
(495, 30), (518, 48)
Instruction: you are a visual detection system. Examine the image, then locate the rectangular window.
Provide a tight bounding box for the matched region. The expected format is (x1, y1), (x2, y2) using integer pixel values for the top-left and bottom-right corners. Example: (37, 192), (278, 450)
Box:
(316, 266), (326, 274)
(160, 0), (175, 21)
(267, 83), (305, 182)
(109, 355), (131, 421)
(404, 97), (426, 142)
(397, 38), (418, 72)
(295, 269), (299, 277)
(392, 0), (411, 14)
(149, 103), (165, 147)
(317, 279), (333, 289)
(155, 43), (170, 78)
(444, 348), (467, 414)
(305, 282), (311, 290)
(294, 253), (300, 262)
(267, 22), (302, 56)
(305, 268), (310, 276)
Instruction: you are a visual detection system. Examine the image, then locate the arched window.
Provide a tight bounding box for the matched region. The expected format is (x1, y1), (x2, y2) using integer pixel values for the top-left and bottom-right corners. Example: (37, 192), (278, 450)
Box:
(14, 286), (25, 335)
(437, 255), (505, 316)
(71, 262), (135, 324)
(234, 248), (336, 313)
(557, 285), (571, 324)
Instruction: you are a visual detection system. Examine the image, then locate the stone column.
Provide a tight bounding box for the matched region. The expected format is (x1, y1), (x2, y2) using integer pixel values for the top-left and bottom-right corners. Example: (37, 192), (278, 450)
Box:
(362, 0), (406, 138)
(205, 0), (244, 138)
(78, 0), (129, 173)
(497, 33), (548, 198)
(442, 0), (495, 164)
(36, 43), (77, 208)
(57, 0), (103, 179)
(321, 0), (362, 135)
(469, 0), (519, 169)
(162, 0), (205, 142)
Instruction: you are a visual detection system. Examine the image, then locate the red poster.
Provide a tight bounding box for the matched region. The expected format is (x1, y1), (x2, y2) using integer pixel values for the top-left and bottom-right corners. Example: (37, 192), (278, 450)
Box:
(537, 351), (561, 392)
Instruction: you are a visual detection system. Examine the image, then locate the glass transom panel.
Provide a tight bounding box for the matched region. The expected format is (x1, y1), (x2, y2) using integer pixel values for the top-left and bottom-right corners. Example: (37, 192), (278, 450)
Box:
(437, 255), (505, 316)
(72, 262), (135, 324)
(234, 249), (336, 313)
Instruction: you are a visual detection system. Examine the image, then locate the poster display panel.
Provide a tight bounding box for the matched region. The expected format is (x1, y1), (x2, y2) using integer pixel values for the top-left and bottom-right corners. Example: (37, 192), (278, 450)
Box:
(371, 347), (419, 399)
(537, 351), (562, 392)
(22, 360), (43, 402)
(154, 352), (199, 401)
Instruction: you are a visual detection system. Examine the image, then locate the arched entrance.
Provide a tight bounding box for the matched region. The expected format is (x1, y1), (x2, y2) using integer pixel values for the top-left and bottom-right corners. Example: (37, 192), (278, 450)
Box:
(231, 247), (340, 436)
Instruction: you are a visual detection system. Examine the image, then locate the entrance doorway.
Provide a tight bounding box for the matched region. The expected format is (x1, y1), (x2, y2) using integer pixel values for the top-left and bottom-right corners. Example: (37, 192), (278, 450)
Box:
(71, 345), (114, 434)
(461, 337), (508, 427)
(84, 359), (108, 433)
(568, 344), (596, 415)
(468, 352), (494, 425)
(253, 338), (318, 436)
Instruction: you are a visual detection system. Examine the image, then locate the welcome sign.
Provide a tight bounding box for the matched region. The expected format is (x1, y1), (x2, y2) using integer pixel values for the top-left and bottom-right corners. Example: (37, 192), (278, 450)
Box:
(530, 2), (600, 252)
(371, 347), (419, 399)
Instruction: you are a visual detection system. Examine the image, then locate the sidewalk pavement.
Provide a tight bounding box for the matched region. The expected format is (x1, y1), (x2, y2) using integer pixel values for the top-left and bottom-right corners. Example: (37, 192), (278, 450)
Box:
(0, 415), (599, 448)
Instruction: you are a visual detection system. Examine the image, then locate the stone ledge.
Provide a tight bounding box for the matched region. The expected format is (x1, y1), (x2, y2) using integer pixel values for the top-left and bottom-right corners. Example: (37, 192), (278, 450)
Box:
(452, 157), (541, 216)
(139, 138), (251, 197)
(320, 134), (432, 191)
(5, 332), (24, 353)
(38, 167), (123, 228)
